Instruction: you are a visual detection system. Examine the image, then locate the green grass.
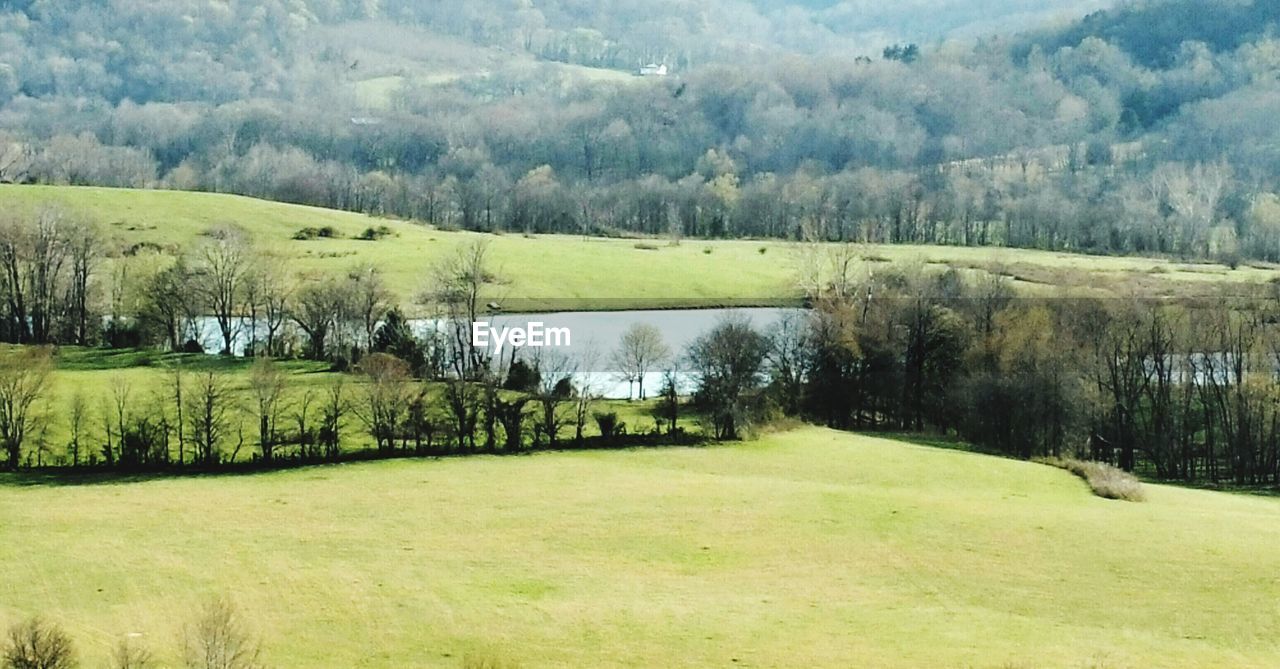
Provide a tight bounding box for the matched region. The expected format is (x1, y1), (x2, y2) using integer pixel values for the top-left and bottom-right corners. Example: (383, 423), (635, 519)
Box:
(3, 185), (1277, 313)
(2, 427), (1279, 667)
(25, 347), (660, 462)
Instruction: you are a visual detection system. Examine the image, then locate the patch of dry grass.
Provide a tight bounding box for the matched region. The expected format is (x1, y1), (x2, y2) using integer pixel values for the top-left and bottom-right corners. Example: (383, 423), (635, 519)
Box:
(1040, 457), (1147, 502)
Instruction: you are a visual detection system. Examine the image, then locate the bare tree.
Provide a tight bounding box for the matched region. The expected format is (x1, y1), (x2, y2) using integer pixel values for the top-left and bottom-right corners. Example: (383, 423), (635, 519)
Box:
(349, 263), (391, 354)
(0, 134), (33, 184)
(197, 226), (251, 355)
(249, 358), (287, 462)
(0, 207), (71, 344)
(141, 259), (199, 351)
(242, 258), (290, 357)
(66, 392), (88, 467)
(63, 218), (100, 346)
(0, 347), (52, 469)
(612, 323), (669, 400)
(187, 371), (232, 466)
(291, 277), (351, 361)
(319, 379), (346, 460)
(529, 350), (575, 448)
(4, 617), (76, 669)
(111, 636), (154, 669)
(424, 240), (494, 380)
(353, 353), (414, 453)
(184, 597), (262, 669)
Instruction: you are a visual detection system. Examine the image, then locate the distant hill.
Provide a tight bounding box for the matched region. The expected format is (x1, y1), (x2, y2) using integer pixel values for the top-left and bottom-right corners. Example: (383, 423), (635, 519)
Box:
(1021, 0), (1280, 67)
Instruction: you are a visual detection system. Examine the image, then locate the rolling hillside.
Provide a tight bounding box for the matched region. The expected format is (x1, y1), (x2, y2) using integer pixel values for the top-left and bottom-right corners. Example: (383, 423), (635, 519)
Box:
(2, 428), (1278, 667)
(3, 184), (1277, 312)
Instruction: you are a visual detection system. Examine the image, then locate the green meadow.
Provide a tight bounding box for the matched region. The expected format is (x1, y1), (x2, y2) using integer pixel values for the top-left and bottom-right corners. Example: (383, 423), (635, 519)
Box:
(2, 428), (1279, 667)
(3, 185), (1277, 312)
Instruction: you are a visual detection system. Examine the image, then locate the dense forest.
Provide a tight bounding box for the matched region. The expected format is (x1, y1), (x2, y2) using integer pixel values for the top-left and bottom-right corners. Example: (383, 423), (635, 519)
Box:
(2, 0), (1280, 262)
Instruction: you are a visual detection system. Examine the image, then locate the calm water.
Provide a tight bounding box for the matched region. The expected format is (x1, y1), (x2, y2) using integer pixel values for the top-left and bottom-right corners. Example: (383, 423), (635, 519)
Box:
(196, 308), (801, 399)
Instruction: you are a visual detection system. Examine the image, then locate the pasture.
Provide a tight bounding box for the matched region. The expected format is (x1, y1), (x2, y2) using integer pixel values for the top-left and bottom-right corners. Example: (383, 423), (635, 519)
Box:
(2, 185), (1277, 313)
(2, 428), (1279, 667)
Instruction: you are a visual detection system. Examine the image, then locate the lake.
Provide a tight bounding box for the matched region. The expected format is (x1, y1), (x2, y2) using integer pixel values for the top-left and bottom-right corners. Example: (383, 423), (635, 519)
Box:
(196, 308), (802, 399)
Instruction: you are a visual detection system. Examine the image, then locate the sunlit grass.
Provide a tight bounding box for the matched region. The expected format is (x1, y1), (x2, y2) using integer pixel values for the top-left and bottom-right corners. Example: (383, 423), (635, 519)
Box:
(3, 185), (1274, 313)
(1, 428), (1279, 667)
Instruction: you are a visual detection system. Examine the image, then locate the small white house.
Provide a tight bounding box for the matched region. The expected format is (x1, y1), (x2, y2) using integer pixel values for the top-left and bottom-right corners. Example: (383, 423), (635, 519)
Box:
(638, 63), (669, 77)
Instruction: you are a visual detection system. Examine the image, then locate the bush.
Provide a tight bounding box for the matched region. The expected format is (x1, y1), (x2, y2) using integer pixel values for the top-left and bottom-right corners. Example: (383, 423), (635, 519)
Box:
(593, 412), (622, 440)
(292, 225), (340, 240)
(358, 225), (393, 241)
(4, 617), (76, 669)
(633, 242), (659, 251)
(1040, 458), (1146, 502)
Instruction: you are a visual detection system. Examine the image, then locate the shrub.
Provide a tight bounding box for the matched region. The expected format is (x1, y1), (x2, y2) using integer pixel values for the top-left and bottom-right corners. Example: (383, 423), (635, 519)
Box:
(1040, 458), (1146, 502)
(633, 242), (659, 251)
(702, 247), (713, 255)
(292, 226), (340, 240)
(758, 246), (767, 254)
(4, 617), (76, 669)
(593, 412), (621, 440)
(358, 225), (393, 241)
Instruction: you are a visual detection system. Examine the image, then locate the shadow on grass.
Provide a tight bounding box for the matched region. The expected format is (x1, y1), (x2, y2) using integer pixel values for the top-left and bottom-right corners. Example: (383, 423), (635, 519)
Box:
(864, 429), (1280, 498)
(0, 434), (716, 488)
(859, 430), (1003, 456)
(52, 347), (333, 374)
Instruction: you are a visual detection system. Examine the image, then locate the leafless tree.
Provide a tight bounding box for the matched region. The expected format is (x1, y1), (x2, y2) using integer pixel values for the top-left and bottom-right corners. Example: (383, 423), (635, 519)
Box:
(184, 597), (262, 669)
(186, 371), (232, 466)
(353, 353), (414, 453)
(290, 277), (351, 361)
(142, 259), (199, 351)
(349, 263), (392, 353)
(612, 323), (669, 400)
(0, 347), (52, 469)
(111, 636), (154, 669)
(249, 357), (288, 462)
(4, 617), (75, 669)
(66, 392), (88, 467)
(530, 350), (576, 448)
(197, 226), (251, 355)
(424, 240), (494, 380)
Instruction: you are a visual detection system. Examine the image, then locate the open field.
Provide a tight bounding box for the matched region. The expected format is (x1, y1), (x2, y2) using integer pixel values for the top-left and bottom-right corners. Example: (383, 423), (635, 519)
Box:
(2, 427), (1279, 667)
(3, 185), (1279, 312)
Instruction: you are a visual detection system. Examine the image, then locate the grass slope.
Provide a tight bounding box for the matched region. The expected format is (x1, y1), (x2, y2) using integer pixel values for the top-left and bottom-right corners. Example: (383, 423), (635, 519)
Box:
(3, 185), (1278, 311)
(2, 428), (1279, 667)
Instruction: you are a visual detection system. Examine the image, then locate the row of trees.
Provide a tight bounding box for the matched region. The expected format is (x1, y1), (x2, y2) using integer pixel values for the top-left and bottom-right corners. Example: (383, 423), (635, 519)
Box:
(0, 233), (701, 471)
(779, 244), (1280, 485)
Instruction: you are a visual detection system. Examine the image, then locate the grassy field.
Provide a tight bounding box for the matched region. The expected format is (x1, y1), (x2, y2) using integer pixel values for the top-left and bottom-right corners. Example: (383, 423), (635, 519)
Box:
(2, 427), (1278, 667)
(3, 185), (1278, 312)
(23, 347), (661, 463)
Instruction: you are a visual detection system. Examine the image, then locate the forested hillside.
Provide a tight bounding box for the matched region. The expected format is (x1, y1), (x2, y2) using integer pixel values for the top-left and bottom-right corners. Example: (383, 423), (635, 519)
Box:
(4, 0), (1280, 261)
